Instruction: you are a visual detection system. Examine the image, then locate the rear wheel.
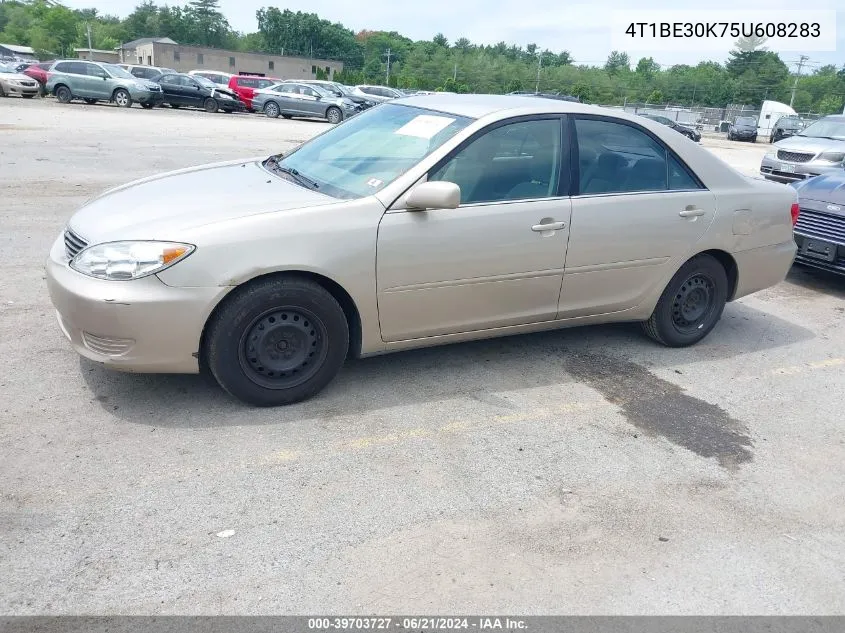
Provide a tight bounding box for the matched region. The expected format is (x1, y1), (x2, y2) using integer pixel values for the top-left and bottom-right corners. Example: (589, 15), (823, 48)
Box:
(113, 89), (132, 108)
(264, 101), (280, 118)
(55, 85), (72, 103)
(204, 97), (218, 113)
(204, 277), (349, 406)
(326, 106), (343, 124)
(641, 254), (728, 347)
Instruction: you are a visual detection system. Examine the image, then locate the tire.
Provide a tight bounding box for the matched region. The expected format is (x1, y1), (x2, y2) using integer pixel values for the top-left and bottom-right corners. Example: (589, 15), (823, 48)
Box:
(641, 254), (728, 348)
(204, 98), (218, 113)
(113, 89), (132, 108)
(204, 276), (349, 406)
(55, 85), (72, 104)
(751, 136), (757, 143)
(326, 106), (343, 124)
(264, 101), (280, 118)
(0, 84), (6, 97)
(140, 102), (154, 109)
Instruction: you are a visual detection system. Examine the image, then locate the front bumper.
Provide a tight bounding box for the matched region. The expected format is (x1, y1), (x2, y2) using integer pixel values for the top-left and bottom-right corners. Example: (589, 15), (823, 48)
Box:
(760, 155), (844, 183)
(2, 81), (39, 96)
(45, 237), (230, 374)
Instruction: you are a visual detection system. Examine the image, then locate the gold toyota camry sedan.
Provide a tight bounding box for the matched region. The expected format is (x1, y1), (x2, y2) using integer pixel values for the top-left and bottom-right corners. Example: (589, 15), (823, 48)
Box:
(47, 95), (799, 406)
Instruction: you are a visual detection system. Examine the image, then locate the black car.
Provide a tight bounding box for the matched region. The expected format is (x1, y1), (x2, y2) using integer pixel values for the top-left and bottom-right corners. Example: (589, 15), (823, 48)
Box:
(639, 114), (701, 142)
(149, 72), (244, 113)
(790, 172), (845, 276)
(728, 116), (758, 142)
(770, 115), (805, 143)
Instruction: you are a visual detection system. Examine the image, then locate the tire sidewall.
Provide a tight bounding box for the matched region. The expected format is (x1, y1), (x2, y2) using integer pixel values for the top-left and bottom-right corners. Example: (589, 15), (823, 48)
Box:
(56, 86), (71, 103)
(205, 98), (218, 113)
(327, 106), (342, 124)
(264, 102), (279, 118)
(651, 256), (728, 347)
(114, 89), (131, 107)
(207, 279), (349, 406)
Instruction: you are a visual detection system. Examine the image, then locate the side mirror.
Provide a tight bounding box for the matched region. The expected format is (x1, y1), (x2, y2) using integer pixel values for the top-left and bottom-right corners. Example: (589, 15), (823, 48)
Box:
(405, 181), (461, 210)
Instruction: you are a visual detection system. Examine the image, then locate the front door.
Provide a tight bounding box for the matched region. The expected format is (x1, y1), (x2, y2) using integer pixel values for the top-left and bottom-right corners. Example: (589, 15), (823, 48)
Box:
(558, 116), (717, 318)
(376, 117), (572, 342)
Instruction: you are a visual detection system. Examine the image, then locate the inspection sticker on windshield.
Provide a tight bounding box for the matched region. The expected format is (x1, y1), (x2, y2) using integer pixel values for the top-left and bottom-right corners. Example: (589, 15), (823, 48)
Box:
(395, 115), (455, 139)
(366, 178), (383, 188)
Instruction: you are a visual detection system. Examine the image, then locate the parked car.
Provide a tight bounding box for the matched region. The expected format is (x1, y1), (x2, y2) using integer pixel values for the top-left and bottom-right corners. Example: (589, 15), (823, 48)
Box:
(770, 115), (805, 143)
(46, 60), (164, 108)
(118, 63), (176, 81)
(508, 91), (580, 102)
(640, 114), (701, 142)
(22, 61), (53, 92)
(727, 116), (758, 142)
(150, 72), (243, 113)
(789, 171), (845, 276)
(284, 79), (377, 110)
(252, 82), (359, 123)
(46, 95), (798, 406)
(760, 115), (845, 183)
(0, 62), (40, 98)
(188, 70), (234, 91)
(352, 84), (404, 103)
(227, 75), (282, 111)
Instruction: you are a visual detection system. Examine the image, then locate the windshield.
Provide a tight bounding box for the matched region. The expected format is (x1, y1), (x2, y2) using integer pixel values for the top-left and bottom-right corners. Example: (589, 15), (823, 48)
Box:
(736, 117), (756, 125)
(271, 103), (472, 199)
(798, 118), (845, 139)
(103, 64), (136, 79)
(194, 76), (215, 88)
(780, 118), (803, 129)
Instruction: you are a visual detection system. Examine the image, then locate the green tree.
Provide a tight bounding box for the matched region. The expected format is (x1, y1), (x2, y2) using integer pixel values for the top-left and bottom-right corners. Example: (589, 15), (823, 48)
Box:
(635, 57), (659, 78)
(604, 50), (630, 75)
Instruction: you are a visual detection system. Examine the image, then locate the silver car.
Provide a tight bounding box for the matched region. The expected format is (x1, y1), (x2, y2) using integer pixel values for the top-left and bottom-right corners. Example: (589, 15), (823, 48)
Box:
(0, 62), (40, 97)
(252, 82), (359, 123)
(46, 95), (797, 406)
(760, 115), (845, 183)
(353, 84), (404, 103)
(46, 60), (163, 108)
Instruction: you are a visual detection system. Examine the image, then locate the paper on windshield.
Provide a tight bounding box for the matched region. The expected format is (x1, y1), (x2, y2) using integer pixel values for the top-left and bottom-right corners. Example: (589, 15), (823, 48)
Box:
(395, 115), (455, 139)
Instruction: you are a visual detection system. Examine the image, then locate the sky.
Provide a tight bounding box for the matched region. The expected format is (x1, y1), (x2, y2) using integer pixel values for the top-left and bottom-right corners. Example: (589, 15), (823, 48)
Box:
(62, 0), (845, 69)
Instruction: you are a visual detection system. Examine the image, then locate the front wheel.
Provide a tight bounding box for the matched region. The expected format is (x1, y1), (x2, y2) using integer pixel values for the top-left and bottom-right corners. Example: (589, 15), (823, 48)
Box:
(326, 106), (343, 124)
(55, 86), (72, 104)
(113, 89), (132, 108)
(204, 98), (218, 113)
(641, 254), (728, 347)
(204, 277), (349, 406)
(264, 101), (280, 118)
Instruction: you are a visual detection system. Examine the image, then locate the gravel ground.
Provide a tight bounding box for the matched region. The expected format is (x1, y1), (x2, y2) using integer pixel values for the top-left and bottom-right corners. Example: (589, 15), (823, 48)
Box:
(1, 98), (844, 615)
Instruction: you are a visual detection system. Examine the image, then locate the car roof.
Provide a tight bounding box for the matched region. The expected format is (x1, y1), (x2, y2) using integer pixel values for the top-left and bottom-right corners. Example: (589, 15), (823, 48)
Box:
(393, 93), (616, 120)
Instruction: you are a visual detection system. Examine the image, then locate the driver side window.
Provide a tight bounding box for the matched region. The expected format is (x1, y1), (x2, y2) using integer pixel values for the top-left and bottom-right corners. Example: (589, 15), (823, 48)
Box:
(429, 118), (562, 205)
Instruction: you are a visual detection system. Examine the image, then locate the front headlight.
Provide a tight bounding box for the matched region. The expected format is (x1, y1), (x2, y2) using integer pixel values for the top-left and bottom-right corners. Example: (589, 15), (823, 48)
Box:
(818, 152), (845, 163)
(70, 241), (194, 281)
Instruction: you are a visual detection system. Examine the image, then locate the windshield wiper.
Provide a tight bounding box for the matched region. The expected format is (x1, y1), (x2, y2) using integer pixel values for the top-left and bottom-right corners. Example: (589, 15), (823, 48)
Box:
(264, 156), (319, 190)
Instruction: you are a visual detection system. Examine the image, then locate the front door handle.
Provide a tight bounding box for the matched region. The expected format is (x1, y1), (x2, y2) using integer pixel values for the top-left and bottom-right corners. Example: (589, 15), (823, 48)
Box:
(679, 208), (705, 218)
(531, 221), (566, 232)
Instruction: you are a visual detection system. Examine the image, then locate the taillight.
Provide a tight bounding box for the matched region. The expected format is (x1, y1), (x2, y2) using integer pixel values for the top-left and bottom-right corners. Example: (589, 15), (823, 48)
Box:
(791, 203), (800, 226)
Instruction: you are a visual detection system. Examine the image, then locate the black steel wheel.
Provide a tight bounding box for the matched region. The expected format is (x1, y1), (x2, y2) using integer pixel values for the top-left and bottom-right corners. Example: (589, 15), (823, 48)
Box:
(204, 276), (349, 406)
(204, 98), (218, 113)
(642, 254), (728, 347)
(237, 307), (329, 390)
(55, 85), (72, 103)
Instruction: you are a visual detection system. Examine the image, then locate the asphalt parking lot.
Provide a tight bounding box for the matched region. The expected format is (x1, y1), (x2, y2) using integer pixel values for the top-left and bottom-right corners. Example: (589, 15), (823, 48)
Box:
(1, 98), (844, 615)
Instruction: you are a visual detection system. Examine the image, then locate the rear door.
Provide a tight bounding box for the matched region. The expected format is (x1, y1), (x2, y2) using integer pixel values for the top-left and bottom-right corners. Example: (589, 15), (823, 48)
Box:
(558, 115), (716, 318)
(157, 74), (182, 104)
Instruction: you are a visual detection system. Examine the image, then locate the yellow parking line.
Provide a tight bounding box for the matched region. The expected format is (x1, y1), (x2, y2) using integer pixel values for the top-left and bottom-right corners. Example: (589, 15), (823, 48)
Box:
(771, 357), (845, 376)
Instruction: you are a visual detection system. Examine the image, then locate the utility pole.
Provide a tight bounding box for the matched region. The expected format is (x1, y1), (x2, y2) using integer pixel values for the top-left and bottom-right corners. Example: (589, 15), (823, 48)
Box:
(789, 55), (809, 107)
(384, 48), (392, 85)
(453, 62), (457, 81)
(535, 53), (542, 93)
(86, 23), (93, 60)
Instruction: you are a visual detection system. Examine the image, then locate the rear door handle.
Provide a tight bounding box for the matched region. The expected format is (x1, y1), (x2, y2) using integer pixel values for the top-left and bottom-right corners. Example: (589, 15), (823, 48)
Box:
(679, 208), (705, 218)
(531, 221), (566, 232)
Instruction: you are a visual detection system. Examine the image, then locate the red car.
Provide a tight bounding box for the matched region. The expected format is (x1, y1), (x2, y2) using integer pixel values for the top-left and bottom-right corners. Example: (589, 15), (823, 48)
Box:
(228, 75), (282, 111)
(23, 61), (53, 88)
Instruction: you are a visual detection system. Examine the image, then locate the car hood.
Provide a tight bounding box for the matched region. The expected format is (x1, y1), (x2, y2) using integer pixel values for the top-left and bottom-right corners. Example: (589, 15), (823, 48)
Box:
(1, 71), (34, 82)
(774, 135), (845, 154)
(67, 158), (336, 243)
(795, 173), (845, 209)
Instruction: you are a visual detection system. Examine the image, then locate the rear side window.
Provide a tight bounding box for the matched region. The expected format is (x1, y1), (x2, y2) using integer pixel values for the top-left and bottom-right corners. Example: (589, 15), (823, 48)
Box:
(257, 79), (276, 89)
(574, 117), (703, 195)
(237, 77), (258, 88)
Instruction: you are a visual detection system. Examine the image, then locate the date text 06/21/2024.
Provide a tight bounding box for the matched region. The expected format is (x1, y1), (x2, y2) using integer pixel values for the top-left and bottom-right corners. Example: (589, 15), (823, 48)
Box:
(307, 617), (528, 630)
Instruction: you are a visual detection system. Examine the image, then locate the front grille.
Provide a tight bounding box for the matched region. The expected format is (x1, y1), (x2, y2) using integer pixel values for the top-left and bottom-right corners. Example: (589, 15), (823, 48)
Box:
(777, 150), (815, 163)
(795, 209), (845, 244)
(64, 228), (87, 260)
